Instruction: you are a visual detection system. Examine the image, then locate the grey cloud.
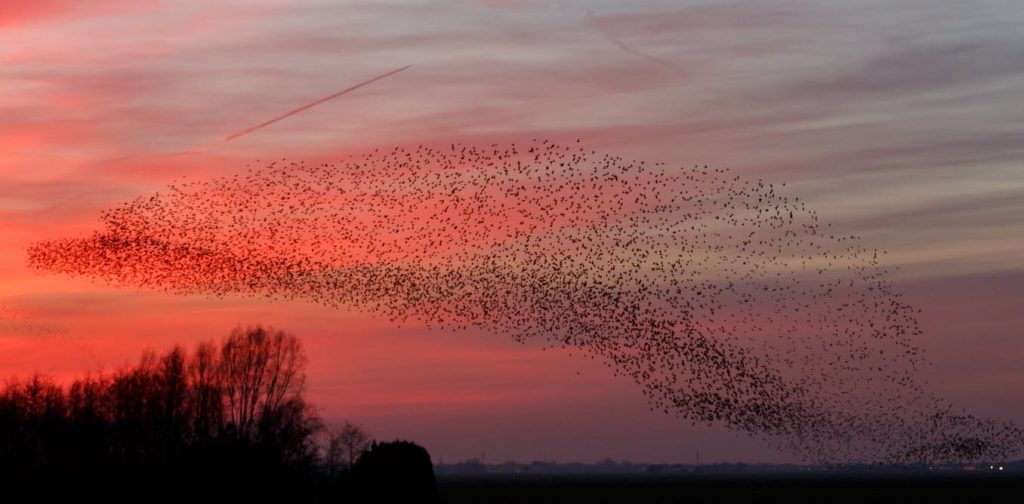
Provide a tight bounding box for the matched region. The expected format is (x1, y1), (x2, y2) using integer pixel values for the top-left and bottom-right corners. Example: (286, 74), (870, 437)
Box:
(791, 41), (1024, 104)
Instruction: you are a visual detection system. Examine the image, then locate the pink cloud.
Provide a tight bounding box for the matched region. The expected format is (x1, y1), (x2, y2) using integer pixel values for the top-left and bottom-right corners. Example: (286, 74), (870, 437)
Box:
(0, 0), (150, 28)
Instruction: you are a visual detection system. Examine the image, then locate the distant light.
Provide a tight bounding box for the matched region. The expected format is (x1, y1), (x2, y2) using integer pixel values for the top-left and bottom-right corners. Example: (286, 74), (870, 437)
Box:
(990, 465), (994, 469)
(999, 466), (1004, 471)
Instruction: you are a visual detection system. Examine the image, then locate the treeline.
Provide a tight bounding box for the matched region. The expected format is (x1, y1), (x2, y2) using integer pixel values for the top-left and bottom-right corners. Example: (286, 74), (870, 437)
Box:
(0, 326), (323, 500)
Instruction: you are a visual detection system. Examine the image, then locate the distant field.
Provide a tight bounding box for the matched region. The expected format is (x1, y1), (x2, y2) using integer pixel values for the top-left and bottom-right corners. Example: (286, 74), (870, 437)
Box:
(436, 473), (1024, 503)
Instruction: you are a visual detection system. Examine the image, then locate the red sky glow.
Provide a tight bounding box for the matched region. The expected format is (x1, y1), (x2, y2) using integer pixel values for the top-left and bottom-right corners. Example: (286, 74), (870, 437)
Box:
(2, 0), (1023, 464)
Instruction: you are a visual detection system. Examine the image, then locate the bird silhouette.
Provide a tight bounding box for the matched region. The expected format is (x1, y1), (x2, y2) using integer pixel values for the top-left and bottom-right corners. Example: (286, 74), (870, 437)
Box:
(26, 140), (1024, 464)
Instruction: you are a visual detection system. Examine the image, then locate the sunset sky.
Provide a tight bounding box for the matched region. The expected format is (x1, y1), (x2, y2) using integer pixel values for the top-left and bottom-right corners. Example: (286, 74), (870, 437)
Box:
(2, 0), (1023, 464)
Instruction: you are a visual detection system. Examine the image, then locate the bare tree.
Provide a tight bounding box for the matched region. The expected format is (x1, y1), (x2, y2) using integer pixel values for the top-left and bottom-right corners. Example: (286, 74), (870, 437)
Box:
(188, 340), (222, 441)
(323, 421), (372, 475)
(158, 346), (189, 444)
(219, 325), (306, 440)
(324, 426), (345, 477)
(261, 328), (306, 417)
(0, 326), (325, 498)
(336, 421), (371, 469)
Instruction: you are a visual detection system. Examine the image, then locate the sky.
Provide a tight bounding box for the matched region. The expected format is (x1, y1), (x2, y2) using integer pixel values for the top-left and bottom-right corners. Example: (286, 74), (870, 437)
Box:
(1, 0), (1023, 464)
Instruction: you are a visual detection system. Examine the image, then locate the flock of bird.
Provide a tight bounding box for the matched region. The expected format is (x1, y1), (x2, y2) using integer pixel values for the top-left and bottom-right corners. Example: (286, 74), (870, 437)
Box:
(0, 306), (64, 338)
(27, 140), (1023, 463)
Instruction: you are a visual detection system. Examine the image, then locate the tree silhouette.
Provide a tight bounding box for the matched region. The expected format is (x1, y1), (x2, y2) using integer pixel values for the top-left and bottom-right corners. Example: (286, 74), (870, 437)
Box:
(352, 439), (437, 503)
(325, 426), (345, 478)
(323, 420), (372, 481)
(340, 421), (372, 468)
(0, 324), (322, 500)
(220, 325), (306, 442)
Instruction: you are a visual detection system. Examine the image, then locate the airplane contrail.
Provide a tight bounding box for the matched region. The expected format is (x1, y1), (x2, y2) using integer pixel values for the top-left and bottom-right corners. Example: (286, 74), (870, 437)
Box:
(223, 64), (413, 142)
(584, 10), (677, 69)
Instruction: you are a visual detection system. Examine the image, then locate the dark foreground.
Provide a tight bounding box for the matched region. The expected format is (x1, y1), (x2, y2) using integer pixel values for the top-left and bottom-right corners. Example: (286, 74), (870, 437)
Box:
(9, 472), (1023, 503)
(437, 473), (1024, 504)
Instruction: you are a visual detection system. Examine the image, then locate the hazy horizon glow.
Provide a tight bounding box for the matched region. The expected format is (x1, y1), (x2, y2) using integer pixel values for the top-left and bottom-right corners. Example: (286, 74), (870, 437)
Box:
(2, 0), (1023, 463)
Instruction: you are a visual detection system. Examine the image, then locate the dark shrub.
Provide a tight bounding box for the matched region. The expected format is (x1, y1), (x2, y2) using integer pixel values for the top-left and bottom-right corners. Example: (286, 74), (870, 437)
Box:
(352, 440), (437, 503)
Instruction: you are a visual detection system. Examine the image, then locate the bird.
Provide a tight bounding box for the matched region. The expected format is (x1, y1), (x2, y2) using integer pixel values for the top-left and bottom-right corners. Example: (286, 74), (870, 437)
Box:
(25, 139), (1024, 465)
